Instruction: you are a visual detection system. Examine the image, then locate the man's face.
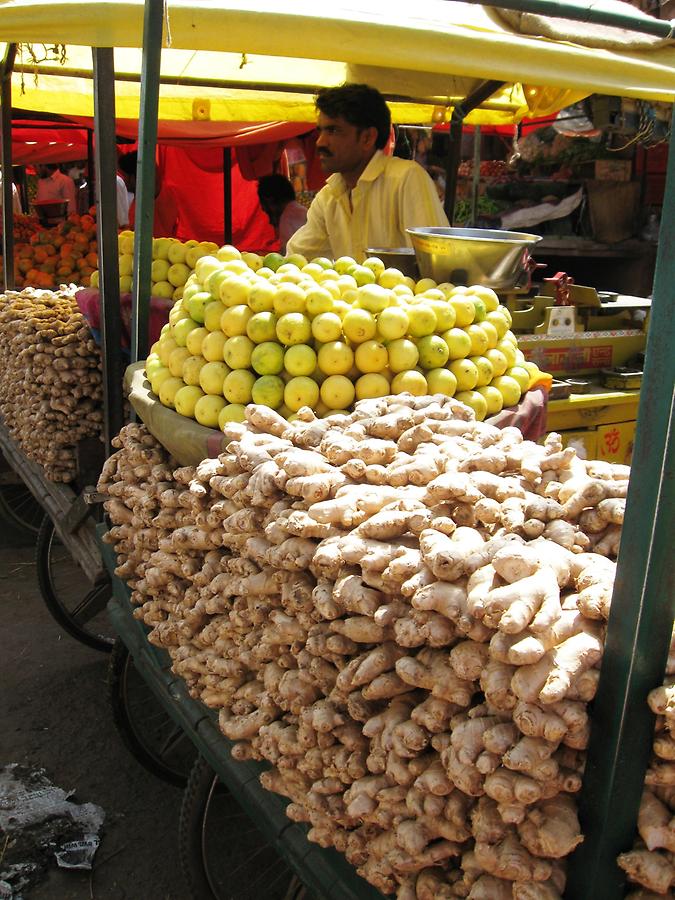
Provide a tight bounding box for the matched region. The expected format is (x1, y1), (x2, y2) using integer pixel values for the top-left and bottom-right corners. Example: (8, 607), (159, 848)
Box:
(37, 165), (52, 179)
(315, 113), (377, 178)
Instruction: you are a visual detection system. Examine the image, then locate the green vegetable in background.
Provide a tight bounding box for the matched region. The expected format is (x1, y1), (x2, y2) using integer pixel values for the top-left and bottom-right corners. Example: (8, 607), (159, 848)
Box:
(453, 196), (504, 225)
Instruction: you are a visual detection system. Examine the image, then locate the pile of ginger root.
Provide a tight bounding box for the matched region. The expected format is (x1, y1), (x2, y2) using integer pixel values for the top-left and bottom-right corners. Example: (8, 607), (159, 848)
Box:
(617, 656), (675, 897)
(0, 285), (103, 481)
(99, 392), (673, 898)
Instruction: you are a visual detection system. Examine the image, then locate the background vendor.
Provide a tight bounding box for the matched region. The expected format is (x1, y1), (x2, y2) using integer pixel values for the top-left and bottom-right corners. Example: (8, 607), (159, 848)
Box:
(35, 163), (77, 224)
(286, 83), (448, 262)
(118, 151), (179, 238)
(257, 174), (308, 254)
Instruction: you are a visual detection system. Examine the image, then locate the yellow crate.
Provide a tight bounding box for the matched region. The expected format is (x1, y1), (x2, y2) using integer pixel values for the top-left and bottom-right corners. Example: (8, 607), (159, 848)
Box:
(596, 420), (636, 465)
(546, 390), (640, 432)
(557, 429), (598, 460)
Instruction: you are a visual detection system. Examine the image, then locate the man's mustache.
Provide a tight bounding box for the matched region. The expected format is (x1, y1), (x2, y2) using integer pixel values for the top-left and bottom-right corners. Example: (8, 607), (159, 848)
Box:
(318, 150), (332, 157)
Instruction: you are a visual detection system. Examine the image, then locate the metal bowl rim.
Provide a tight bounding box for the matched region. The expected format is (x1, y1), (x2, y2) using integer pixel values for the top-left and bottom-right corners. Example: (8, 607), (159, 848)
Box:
(366, 247), (416, 254)
(407, 226), (543, 245)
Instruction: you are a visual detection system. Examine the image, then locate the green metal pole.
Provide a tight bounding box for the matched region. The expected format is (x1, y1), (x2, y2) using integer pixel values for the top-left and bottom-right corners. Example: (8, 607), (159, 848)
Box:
(458, 0), (673, 38)
(565, 108), (675, 899)
(92, 47), (124, 454)
(130, 0), (163, 364)
(1, 44), (17, 291)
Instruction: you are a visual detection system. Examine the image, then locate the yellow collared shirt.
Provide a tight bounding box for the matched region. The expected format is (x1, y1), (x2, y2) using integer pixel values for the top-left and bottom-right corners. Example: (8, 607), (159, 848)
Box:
(286, 151), (449, 263)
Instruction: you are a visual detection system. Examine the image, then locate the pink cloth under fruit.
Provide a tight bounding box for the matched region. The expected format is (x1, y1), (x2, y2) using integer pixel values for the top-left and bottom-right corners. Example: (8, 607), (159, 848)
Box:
(75, 288), (172, 353)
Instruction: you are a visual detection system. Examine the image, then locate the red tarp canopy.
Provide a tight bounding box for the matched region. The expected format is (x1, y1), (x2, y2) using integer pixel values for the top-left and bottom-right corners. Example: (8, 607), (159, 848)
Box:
(11, 116), (320, 249)
(10, 120), (91, 164)
(66, 116), (313, 148)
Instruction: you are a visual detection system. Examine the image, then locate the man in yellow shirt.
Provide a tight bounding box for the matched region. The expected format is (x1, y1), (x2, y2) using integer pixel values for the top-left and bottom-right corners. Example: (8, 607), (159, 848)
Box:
(286, 83), (448, 263)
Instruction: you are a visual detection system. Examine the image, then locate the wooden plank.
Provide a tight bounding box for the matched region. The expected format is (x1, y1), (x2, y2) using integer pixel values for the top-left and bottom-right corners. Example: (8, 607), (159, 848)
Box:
(0, 419), (104, 582)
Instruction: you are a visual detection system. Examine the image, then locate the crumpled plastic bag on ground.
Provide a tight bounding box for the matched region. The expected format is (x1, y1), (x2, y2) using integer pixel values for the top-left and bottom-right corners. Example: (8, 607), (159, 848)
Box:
(0, 764), (105, 897)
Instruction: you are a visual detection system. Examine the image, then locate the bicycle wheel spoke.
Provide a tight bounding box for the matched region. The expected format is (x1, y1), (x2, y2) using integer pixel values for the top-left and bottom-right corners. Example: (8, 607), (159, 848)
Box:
(222, 842), (279, 880)
(0, 484), (43, 534)
(238, 857), (292, 896)
(70, 582), (111, 625)
(158, 724), (190, 758)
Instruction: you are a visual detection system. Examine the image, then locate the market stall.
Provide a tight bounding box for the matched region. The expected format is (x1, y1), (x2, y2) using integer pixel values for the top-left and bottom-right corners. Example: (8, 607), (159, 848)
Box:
(0, 1), (673, 898)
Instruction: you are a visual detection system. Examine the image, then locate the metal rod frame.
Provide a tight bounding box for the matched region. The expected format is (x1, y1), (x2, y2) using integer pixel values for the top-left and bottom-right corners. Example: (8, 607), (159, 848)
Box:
(470, 124), (481, 226)
(130, 0), (163, 365)
(223, 146), (233, 245)
(86, 127), (95, 209)
(122, 9), (674, 895)
(1, 1), (670, 895)
(565, 108), (675, 899)
(459, 0), (674, 37)
(92, 48), (124, 454)
(1, 44), (17, 290)
(444, 80), (504, 222)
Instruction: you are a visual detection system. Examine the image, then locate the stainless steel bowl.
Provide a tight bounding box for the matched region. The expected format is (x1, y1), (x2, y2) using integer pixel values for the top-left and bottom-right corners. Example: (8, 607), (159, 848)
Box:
(407, 227), (542, 291)
(365, 247), (419, 279)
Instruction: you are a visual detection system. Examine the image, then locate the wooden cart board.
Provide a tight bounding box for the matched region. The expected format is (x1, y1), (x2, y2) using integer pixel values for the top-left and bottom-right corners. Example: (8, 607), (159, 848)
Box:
(0, 418), (104, 582)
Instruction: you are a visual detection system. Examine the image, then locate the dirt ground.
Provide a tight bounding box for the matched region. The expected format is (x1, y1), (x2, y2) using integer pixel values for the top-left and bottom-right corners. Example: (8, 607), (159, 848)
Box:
(1, 528), (186, 900)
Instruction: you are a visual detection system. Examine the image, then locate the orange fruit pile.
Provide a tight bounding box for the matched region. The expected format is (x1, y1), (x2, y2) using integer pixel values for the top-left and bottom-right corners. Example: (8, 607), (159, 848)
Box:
(7, 210), (98, 289)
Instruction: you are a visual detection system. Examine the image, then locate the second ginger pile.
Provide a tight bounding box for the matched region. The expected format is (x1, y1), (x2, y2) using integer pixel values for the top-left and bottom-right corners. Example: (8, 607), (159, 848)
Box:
(0, 285), (103, 481)
(99, 394), (672, 898)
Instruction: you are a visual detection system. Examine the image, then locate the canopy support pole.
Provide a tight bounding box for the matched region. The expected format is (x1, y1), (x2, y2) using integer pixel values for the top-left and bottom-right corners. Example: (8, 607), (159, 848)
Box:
(87, 128), (95, 210)
(470, 125), (481, 226)
(444, 80), (503, 224)
(1, 44), (17, 290)
(223, 147), (233, 245)
(92, 48), (124, 454)
(459, 0), (674, 38)
(131, 0), (163, 365)
(565, 109), (675, 900)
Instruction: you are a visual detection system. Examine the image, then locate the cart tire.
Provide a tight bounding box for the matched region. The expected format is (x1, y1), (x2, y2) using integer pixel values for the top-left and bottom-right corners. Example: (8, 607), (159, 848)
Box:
(0, 481), (44, 540)
(35, 514), (114, 652)
(179, 756), (307, 900)
(109, 640), (197, 787)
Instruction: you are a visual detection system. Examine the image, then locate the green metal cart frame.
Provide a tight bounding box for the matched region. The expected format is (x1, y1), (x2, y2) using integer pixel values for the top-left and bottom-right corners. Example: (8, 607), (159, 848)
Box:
(98, 525), (385, 900)
(1, 2), (673, 897)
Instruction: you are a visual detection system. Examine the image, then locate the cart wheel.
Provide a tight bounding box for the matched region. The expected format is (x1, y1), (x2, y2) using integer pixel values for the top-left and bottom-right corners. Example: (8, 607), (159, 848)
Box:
(179, 756), (308, 900)
(109, 640), (198, 787)
(35, 514), (114, 652)
(0, 481), (44, 540)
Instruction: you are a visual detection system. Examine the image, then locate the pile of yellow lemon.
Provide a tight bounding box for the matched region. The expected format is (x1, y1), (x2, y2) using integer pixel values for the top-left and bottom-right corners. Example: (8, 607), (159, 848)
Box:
(145, 244), (546, 429)
(91, 232), (220, 297)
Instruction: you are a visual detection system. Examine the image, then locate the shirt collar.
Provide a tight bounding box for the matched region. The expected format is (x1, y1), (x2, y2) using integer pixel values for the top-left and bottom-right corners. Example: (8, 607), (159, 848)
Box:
(326, 150), (386, 197)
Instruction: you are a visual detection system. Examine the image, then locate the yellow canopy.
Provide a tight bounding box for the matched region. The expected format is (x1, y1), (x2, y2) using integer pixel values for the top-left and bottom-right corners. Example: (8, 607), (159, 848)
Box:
(1, 0), (674, 126)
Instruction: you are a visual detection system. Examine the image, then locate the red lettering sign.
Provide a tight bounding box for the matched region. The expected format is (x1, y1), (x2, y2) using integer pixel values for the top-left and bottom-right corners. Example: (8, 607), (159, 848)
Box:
(602, 427), (621, 454)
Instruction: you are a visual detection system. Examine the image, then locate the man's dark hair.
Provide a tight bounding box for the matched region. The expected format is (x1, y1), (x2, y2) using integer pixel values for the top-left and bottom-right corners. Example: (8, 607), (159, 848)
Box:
(315, 83), (391, 150)
(257, 174), (296, 205)
(118, 152), (138, 177)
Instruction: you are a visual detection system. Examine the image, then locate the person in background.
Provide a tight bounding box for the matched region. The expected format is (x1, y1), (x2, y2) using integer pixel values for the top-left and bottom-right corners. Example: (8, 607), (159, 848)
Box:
(283, 137), (309, 196)
(257, 174), (308, 254)
(35, 163), (77, 222)
(118, 151), (179, 238)
(286, 83), (448, 263)
(116, 171), (131, 228)
(0, 170), (22, 214)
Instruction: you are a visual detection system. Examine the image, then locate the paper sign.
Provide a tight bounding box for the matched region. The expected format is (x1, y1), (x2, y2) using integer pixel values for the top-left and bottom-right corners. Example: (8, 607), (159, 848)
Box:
(547, 306), (577, 336)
